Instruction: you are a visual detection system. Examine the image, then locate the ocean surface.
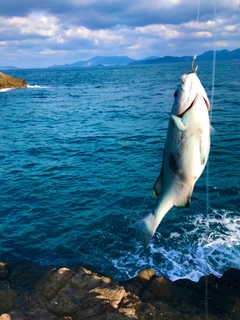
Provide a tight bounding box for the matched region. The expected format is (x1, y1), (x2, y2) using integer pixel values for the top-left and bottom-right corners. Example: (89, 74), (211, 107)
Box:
(0, 62), (239, 282)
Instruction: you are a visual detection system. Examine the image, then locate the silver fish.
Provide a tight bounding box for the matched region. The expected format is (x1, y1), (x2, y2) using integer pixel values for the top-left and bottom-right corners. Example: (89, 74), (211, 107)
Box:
(133, 71), (211, 246)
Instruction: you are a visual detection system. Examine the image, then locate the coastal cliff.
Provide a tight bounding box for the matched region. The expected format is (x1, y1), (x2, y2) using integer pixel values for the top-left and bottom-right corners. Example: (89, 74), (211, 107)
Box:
(0, 259), (239, 320)
(0, 72), (27, 90)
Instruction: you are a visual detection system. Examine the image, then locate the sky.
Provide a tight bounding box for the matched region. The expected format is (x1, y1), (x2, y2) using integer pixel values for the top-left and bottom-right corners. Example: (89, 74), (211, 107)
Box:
(0, 0), (240, 68)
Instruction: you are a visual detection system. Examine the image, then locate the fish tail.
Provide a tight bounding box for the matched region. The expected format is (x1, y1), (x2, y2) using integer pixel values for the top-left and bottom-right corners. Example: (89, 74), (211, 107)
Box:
(131, 213), (159, 248)
(131, 197), (173, 247)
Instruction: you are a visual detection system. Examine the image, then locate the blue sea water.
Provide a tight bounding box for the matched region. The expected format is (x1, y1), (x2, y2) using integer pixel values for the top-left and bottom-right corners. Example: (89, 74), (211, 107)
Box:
(0, 62), (239, 282)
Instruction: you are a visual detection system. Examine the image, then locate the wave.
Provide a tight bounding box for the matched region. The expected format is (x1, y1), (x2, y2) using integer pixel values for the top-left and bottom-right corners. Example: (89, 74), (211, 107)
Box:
(27, 85), (46, 88)
(0, 88), (15, 92)
(0, 85), (46, 92)
(108, 209), (240, 282)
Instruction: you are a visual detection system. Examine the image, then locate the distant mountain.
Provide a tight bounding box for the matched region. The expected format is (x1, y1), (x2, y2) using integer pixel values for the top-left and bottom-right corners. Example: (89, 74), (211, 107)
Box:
(129, 49), (240, 65)
(49, 56), (136, 68)
(0, 66), (19, 70)
(47, 49), (240, 69)
(197, 49), (240, 61)
(131, 55), (192, 65)
(142, 56), (160, 60)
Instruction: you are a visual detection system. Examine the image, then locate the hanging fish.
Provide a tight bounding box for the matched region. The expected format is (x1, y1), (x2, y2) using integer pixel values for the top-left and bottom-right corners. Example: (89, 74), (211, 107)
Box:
(132, 67), (211, 247)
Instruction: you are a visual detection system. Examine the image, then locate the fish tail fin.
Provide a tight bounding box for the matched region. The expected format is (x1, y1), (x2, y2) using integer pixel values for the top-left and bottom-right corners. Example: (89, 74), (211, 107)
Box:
(131, 197), (173, 247)
(131, 213), (159, 248)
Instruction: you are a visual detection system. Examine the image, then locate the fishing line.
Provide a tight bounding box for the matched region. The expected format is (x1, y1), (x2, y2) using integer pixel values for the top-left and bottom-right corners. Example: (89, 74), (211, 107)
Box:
(205, 1), (217, 319)
(195, 0), (201, 55)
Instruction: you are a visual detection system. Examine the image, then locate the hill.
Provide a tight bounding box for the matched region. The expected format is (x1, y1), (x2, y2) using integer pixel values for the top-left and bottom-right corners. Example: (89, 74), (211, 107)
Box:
(48, 49), (240, 69)
(49, 55), (136, 68)
(129, 49), (240, 65)
(0, 66), (19, 70)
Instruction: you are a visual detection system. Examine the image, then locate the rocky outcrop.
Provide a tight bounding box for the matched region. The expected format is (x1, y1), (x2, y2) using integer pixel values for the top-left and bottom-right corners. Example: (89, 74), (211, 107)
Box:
(0, 72), (27, 90)
(0, 259), (240, 319)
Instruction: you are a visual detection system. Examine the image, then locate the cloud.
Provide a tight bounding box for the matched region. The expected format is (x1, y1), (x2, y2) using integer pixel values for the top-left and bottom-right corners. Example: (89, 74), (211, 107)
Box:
(135, 25), (181, 39)
(0, 0), (240, 68)
(216, 41), (229, 47)
(0, 13), (60, 41)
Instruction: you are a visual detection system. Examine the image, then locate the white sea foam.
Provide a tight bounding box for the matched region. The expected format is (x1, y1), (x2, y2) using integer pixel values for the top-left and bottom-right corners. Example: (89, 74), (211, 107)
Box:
(0, 85), (44, 92)
(27, 84), (42, 88)
(164, 210), (240, 281)
(0, 88), (15, 92)
(111, 209), (240, 282)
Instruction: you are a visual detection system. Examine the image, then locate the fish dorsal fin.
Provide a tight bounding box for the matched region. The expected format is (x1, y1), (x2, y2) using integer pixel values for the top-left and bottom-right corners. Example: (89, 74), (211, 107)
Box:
(171, 115), (187, 131)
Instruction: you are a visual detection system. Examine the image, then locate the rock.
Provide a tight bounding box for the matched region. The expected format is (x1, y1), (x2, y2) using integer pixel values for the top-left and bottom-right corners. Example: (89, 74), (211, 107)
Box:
(147, 276), (177, 301)
(0, 258), (240, 319)
(30, 266), (129, 318)
(121, 277), (142, 297)
(91, 285), (126, 308)
(0, 314), (11, 320)
(72, 296), (115, 320)
(118, 293), (141, 319)
(34, 267), (75, 301)
(0, 288), (16, 314)
(7, 310), (27, 320)
(0, 263), (9, 280)
(24, 308), (59, 320)
(0, 72), (27, 90)
(136, 269), (156, 285)
(230, 297), (240, 320)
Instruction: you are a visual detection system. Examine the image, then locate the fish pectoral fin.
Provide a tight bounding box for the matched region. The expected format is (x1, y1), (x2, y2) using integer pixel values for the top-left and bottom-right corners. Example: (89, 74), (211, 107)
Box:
(153, 148), (166, 197)
(153, 168), (163, 197)
(175, 192), (192, 208)
(199, 136), (209, 165)
(171, 115), (187, 131)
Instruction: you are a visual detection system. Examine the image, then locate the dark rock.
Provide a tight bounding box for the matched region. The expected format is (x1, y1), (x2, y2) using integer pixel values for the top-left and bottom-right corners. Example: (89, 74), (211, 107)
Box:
(34, 267), (75, 301)
(8, 310), (27, 320)
(0, 72), (27, 89)
(121, 277), (142, 297)
(0, 289), (16, 314)
(147, 276), (177, 301)
(0, 263), (9, 280)
(72, 297), (115, 320)
(7, 259), (48, 290)
(24, 308), (59, 320)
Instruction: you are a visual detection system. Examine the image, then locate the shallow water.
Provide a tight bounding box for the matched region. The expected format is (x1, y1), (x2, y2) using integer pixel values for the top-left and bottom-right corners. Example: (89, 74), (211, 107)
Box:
(0, 62), (239, 281)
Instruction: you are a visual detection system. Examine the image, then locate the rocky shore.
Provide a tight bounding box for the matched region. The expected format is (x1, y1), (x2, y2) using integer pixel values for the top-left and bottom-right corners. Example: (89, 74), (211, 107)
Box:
(0, 72), (27, 90)
(0, 259), (239, 320)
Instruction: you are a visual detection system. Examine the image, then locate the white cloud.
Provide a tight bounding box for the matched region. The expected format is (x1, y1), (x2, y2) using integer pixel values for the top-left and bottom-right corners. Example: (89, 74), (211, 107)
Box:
(4, 13), (60, 38)
(135, 24), (181, 39)
(224, 25), (236, 31)
(64, 25), (123, 47)
(40, 48), (68, 55)
(195, 31), (212, 38)
(216, 41), (229, 47)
